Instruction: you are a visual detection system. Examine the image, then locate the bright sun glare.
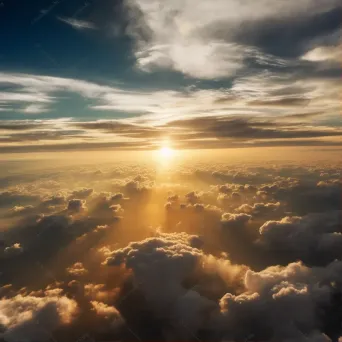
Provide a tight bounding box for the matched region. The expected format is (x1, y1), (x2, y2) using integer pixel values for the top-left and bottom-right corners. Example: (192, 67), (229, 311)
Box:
(159, 146), (174, 159)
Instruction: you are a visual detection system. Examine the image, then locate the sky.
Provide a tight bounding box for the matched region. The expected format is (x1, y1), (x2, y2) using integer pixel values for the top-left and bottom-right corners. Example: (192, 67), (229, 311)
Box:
(0, 0), (341, 152)
(1, 2), (342, 340)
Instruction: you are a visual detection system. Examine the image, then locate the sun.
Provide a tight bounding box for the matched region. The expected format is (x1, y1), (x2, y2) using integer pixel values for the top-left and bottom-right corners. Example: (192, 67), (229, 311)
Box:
(159, 146), (174, 159)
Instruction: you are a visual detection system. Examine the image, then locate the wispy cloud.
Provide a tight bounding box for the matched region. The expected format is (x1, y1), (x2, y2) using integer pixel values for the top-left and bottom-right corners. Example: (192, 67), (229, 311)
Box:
(1, 114), (342, 153)
(57, 16), (97, 30)
(301, 44), (342, 63)
(0, 71), (341, 122)
(22, 104), (50, 114)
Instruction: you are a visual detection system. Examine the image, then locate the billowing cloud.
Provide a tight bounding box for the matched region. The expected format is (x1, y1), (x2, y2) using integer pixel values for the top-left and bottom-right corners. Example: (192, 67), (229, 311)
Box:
(0, 158), (341, 341)
(258, 211), (342, 265)
(125, 0), (341, 78)
(0, 293), (78, 342)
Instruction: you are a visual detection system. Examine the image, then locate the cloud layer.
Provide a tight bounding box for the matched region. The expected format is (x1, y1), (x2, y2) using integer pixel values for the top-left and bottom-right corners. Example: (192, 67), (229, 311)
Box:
(0, 155), (341, 341)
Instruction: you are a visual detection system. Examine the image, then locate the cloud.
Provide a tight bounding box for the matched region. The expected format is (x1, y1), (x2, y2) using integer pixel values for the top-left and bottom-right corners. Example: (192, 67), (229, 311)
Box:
(0, 122), (43, 131)
(69, 188), (94, 199)
(1, 159), (342, 340)
(2, 114), (342, 153)
(104, 231), (244, 338)
(3, 243), (23, 257)
(221, 212), (251, 228)
(1, 69), (341, 152)
(164, 116), (342, 140)
(235, 202), (282, 218)
(22, 104), (49, 114)
(67, 199), (87, 213)
(57, 17), (97, 30)
(125, 0), (341, 78)
(301, 45), (342, 63)
(66, 262), (88, 276)
(258, 211), (342, 266)
(218, 259), (342, 341)
(90, 301), (121, 320)
(0, 293), (78, 342)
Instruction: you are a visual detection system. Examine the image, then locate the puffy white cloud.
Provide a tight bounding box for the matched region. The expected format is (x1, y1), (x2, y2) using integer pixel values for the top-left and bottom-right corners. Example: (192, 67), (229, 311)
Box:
(218, 259), (341, 341)
(104, 231), (246, 338)
(1, 160), (342, 341)
(0, 293), (78, 342)
(235, 202), (282, 217)
(90, 301), (121, 320)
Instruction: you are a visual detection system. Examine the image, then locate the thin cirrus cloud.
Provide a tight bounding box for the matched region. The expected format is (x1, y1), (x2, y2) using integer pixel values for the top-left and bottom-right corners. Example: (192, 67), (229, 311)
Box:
(0, 71), (340, 121)
(57, 16), (97, 30)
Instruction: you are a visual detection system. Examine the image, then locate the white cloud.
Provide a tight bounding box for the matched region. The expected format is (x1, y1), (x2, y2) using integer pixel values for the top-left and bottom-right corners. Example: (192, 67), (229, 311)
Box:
(0, 293), (78, 342)
(0, 92), (53, 103)
(137, 42), (245, 79)
(125, 0), (340, 78)
(301, 45), (342, 63)
(0, 71), (340, 127)
(23, 104), (49, 114)
(57, 17), (97, 30)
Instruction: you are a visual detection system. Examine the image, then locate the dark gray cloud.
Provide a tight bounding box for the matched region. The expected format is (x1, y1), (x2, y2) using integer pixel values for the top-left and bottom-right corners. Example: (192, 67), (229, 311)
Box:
(1, 110), (342, 153)
(67, 199), (86, 213)
(165, 116), (342, 140)
(249, 98), (311, 107)
(74, 121), (169, 140)
(0, 140), (151, 153)
(258, 210), (342, 266)
(208, 5), (342, 59)
(0, 130), (84, 143)
(0, 122), (43, 131)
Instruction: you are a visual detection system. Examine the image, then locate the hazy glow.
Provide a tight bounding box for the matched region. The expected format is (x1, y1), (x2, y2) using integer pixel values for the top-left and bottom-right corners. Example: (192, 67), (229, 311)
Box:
(159, 146), (174, 159)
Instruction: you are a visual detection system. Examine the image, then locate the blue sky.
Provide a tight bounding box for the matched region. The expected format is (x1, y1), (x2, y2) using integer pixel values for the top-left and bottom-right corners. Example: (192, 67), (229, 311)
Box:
(0, 0), (341, 151)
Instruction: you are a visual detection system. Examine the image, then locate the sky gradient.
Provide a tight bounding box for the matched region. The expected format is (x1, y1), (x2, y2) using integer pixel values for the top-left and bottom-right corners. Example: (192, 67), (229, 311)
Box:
(0, 0), (341, 152)
(1, 2), (342, 341)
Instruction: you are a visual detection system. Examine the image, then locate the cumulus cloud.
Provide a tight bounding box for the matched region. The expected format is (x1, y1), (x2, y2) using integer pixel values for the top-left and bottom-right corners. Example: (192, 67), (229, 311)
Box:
(218, 259), (342, 341)
(236, 202), (282, 218)
(258, 211), (342, 265)
(69, 188), (93, 199)
(0, 293), (78, 342)
(0, 159), (342, 341)
(221, 212), (251, 228)
(104, 231), (245, 338)
(90, 301), (121, 321)
(67, 199), (87, 213)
